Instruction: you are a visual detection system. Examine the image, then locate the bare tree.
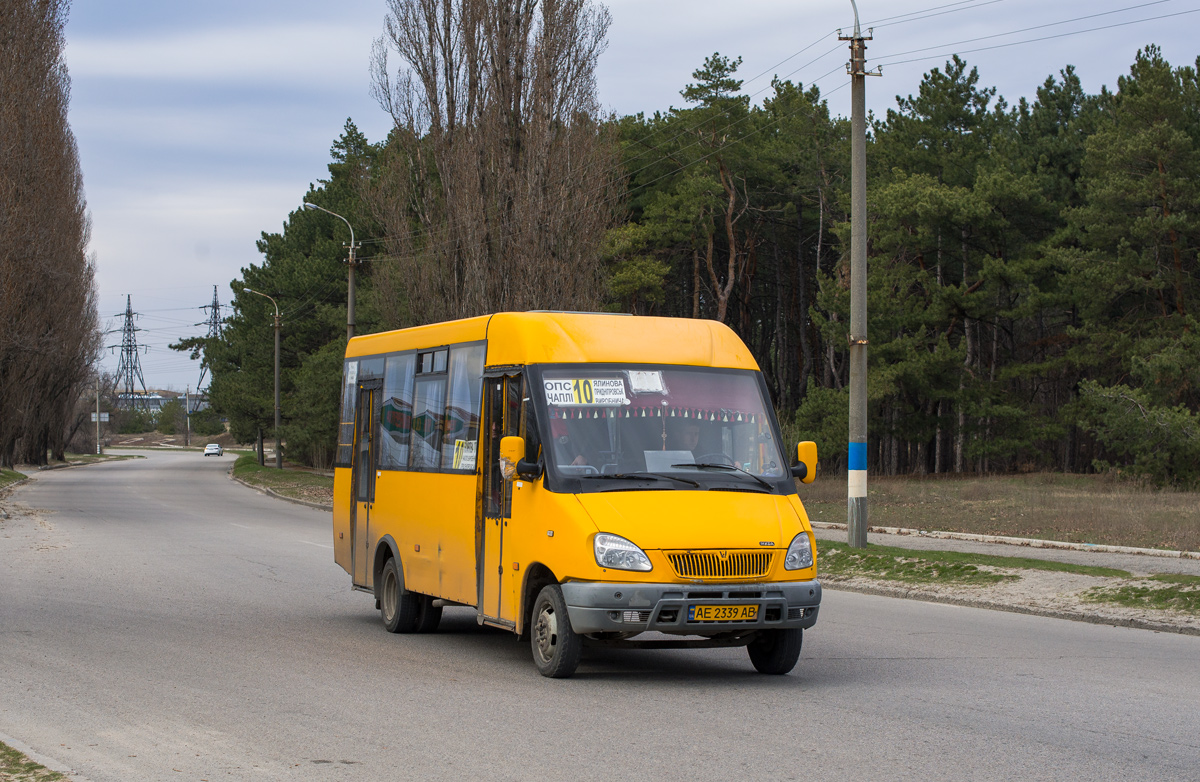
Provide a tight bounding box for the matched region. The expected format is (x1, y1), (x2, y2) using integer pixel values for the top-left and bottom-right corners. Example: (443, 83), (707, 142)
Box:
(368, 0), (622, 325)
(0, 0), (101, 467)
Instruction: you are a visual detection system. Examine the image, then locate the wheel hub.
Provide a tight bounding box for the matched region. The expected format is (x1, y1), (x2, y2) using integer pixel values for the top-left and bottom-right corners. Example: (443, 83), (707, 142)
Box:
(535, 605), (558, 661)
(382, 570), (397, 622)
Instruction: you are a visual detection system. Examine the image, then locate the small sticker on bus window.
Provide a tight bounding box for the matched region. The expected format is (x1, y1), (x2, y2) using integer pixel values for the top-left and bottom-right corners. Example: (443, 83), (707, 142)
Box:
(346, 361), (358, 385)
(628, 371), (666, 394)
(544, 378), (628, 406)
(453, 439), (477, 470)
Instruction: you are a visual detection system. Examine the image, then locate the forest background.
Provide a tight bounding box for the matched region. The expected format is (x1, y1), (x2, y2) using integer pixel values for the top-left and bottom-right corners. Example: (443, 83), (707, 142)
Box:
(174, 0), (1200, 488)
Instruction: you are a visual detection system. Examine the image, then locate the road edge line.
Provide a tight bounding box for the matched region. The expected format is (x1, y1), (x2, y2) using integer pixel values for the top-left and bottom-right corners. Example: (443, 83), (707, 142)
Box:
(810, 521), (1200, 560)
(822, 580), (1200, 637)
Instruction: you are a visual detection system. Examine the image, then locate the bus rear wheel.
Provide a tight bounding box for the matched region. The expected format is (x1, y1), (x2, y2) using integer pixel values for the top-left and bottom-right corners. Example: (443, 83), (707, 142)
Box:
(380, 557), (420, 634)
(415, 595), (442, 633)
(747, 628), (803, 674)
(530, 584), (581, 678)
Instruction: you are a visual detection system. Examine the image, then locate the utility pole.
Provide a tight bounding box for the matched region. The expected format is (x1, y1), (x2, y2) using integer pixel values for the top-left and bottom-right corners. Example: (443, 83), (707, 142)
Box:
(302, 202), (360, 340)
(273, 310), (281, 468)
(840, 2), (878, 549)
(245, 288), (283, 469)
(96, 377), (102, 455)
(185, 387), (191, 448)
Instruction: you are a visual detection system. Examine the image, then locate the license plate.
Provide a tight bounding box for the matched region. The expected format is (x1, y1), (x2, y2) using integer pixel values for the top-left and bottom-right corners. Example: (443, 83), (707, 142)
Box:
(688, 604), (758, 622)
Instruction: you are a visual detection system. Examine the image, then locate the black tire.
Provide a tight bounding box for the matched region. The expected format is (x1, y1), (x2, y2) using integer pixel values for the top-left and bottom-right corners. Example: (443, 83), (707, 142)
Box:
(415, 595), (443, 633)
(530, 584), (582, 678)
(379, 557), (420, 634)
(747, 628), (803, 675)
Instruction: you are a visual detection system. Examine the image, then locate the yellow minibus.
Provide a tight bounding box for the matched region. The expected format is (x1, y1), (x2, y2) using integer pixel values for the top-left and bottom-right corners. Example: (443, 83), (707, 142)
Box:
(333, 312), (820, 677)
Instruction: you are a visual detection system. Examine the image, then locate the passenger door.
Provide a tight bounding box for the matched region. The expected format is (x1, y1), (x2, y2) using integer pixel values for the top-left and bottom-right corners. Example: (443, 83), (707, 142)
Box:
(479, 373), (522, 625)
(350, 379), (381, 587)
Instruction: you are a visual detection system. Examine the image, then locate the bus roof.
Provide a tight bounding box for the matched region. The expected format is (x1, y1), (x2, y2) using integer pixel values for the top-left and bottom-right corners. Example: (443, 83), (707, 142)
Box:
(345, 312), (759, 371)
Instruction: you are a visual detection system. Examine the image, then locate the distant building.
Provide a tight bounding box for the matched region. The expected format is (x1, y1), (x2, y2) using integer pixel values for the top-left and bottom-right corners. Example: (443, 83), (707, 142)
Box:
(118, 391), (170, 411)
(118, 390), (210, 413)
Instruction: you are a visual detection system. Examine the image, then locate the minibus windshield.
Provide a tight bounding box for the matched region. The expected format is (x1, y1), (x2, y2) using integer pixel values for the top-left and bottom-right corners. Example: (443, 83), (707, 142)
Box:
(539, 366), (788, 491)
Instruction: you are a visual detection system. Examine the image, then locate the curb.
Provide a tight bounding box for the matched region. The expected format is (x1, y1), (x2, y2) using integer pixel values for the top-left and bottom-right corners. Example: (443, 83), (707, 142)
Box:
(810, 521), (1200, 560)
(821, 579), (1200, 637)
(0, 728), (94, 781)
(229, 472), (333, 511)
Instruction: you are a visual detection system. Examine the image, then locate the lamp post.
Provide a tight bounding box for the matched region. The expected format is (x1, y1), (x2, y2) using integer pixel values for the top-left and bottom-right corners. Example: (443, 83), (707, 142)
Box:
(245, 288), (282, 469)
(302, 202), (360, 341)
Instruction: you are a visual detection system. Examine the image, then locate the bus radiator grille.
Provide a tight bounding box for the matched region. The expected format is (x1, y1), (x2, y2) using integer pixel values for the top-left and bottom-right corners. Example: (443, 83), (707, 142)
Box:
(665, 551), (775, 580)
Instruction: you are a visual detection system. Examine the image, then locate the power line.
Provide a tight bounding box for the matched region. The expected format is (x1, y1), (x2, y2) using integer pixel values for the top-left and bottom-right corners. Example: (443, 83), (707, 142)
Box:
(875, 5), (1199, 68)
(874, 0), (1175, 62)
(866, 0), (1010, 29)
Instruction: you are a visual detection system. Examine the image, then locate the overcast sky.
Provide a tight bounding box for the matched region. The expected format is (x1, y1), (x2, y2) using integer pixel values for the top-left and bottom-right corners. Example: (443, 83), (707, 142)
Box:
(63, 0), (1198, 391)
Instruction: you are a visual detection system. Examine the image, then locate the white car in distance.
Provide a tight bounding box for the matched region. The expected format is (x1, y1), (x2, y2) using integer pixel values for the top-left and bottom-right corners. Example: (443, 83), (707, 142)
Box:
(203, 443), (223, 457)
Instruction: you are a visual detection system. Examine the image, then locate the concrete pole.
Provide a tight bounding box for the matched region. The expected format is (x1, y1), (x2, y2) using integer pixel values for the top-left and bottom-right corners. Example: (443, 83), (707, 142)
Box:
(301, 202), (358, 341)
(842, 9), (873, 548)
(346, 247), (356, 341)
(244, 287), (282, 469)
(96, 378), (101, 455)
(274, 313), (282, 469)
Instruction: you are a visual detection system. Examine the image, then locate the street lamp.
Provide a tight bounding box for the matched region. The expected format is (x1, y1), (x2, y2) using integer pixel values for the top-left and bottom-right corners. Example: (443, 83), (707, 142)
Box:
(302, 202), (360, 341)
(245, 287), (282, 469)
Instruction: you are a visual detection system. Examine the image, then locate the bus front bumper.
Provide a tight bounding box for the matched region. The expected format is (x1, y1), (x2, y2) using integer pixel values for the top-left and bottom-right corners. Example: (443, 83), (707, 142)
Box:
(560, 579), (821, 635)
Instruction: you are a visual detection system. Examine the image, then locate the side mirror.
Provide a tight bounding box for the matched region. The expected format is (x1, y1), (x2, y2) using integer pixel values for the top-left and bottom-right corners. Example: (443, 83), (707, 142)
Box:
(792, 441), (817, 484)
(500, 436), (523, 480)
(500, 435), (542, 481)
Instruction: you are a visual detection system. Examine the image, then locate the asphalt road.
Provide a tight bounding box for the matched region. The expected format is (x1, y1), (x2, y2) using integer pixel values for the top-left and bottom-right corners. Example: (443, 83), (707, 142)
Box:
(2, 450), (1198, 781)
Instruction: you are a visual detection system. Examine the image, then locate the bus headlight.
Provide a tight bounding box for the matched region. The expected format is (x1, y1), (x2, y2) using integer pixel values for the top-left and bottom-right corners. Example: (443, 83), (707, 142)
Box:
(594, 533), (652, 572)
(784, 533), (814, 570)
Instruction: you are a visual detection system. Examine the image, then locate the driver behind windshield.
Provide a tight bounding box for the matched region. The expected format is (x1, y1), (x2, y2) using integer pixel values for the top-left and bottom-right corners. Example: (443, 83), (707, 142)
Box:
(665, 420), (701, 455)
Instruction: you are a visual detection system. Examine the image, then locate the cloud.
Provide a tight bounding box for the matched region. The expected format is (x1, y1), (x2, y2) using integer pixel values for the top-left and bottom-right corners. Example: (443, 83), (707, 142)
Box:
(65, 23), (378, 89)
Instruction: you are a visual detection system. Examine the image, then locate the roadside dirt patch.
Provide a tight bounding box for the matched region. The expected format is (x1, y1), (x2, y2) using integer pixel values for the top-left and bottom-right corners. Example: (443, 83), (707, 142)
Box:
(822, 567), (1200, 635)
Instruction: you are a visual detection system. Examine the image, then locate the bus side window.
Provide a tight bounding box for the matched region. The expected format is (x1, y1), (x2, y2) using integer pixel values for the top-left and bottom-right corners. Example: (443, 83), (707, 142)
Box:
(380, 353), (415, 469)
(336, 359), (357, 468)
(441, 344), (485, 471)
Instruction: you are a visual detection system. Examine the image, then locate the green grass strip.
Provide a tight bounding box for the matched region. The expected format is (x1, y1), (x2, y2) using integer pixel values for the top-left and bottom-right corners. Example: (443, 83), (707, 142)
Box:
(817, 539), (1132, 580)
(232, 454), (333, 494)
(1085, 582), (1200, 613)
(0, 740), (67, 781)
(0, 468), (27, 490)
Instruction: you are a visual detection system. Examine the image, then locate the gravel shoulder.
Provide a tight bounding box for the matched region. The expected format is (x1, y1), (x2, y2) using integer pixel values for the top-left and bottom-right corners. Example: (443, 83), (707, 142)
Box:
(813, 527), (1200, 635)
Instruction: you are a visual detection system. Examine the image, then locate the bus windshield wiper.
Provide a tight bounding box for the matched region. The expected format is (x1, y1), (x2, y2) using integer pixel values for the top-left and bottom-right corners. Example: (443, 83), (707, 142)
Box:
(584, 472), (700, 488)
(671, 463), (773, 491)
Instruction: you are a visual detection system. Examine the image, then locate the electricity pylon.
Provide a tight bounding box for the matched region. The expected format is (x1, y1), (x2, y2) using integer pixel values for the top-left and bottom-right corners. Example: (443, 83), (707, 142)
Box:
(113, 295), (149, 409)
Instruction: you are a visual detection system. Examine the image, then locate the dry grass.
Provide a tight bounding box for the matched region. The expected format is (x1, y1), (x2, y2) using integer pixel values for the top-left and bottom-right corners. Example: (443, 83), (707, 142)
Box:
(800, 472), (1200, 552)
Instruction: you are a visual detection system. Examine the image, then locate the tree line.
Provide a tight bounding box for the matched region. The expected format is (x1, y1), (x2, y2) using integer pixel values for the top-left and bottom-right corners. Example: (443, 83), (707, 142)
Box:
(188, 0), (1200, 486)
(0, 0), (100, 467)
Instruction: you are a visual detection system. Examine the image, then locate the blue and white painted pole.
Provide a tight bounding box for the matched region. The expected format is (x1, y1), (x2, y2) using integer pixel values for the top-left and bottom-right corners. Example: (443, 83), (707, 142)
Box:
(844, 1), (871, 548)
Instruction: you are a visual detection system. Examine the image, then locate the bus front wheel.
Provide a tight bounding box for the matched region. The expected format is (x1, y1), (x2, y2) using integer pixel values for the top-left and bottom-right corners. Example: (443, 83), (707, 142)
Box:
(380, 557), (420, 634)
(530, 584), (582, 678)
(747, 628), (803, 674)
